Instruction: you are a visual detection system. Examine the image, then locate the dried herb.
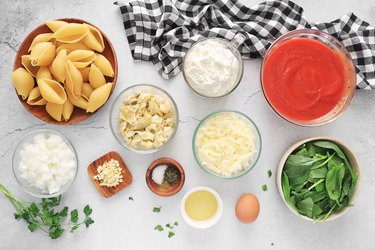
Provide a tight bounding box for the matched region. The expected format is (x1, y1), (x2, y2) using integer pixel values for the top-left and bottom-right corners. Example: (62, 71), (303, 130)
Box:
(153, 207), (161, 213)
(267, 170), (272, 178)
(162, 166), (180, 188)
(262, 184), (268, 191)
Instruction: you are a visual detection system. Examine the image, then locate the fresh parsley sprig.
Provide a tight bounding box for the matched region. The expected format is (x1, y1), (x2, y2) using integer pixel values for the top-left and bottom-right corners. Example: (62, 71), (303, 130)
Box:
(0, 183), (94, 239)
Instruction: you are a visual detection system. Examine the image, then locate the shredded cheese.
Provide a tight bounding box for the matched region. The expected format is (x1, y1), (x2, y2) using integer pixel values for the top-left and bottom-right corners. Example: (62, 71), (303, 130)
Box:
(195, 112), (257, 177)
(94, 159), (124, 187)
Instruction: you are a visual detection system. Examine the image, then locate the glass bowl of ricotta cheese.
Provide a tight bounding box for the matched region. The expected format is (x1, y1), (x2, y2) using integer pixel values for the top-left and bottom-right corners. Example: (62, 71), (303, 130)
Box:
(192, 110), (262, 178)
(182, 38), (244, 98)
(12, 129), (78, 198)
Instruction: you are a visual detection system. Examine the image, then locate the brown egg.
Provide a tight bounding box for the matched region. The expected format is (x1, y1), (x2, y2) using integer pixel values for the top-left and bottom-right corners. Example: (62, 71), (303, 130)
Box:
(235, 193), (260, 224)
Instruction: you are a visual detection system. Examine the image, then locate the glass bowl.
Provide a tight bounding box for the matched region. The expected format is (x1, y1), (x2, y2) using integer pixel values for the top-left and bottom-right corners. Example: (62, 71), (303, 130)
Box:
(109, 84), (179, 154)
(260, 29), (356, 126)
(12, 129), (78, 198)
(182, 38), (244, 98)
(192, 110), (262, 179)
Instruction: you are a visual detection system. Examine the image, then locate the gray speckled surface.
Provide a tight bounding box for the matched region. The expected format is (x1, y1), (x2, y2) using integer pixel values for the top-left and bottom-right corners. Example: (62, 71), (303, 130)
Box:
(0, 0), (374, 249)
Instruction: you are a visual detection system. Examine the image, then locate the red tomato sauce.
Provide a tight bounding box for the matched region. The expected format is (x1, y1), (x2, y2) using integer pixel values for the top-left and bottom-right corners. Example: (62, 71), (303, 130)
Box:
(262, 38), (346, 121)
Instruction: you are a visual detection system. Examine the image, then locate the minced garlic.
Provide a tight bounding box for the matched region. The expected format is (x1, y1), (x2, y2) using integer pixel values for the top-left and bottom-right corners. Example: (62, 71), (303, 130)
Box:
(94, 159), (124, 187)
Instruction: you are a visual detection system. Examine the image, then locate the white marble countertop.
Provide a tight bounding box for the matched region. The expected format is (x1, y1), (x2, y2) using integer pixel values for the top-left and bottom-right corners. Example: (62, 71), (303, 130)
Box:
(1, 0), (374, 249)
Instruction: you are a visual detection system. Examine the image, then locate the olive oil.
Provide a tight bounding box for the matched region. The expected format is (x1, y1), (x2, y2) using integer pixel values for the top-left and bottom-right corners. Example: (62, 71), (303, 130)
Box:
(185, 190), (218, 221)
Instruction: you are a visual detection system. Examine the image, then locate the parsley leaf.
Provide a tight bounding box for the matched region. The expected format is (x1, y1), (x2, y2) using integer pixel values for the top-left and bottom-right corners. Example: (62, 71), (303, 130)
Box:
(83, 205), (92, 216)
(153, 207), (161, 213)
(267, 170), (272, 178)
(154, 225), (164, 231)
(70, 209), (78, 223)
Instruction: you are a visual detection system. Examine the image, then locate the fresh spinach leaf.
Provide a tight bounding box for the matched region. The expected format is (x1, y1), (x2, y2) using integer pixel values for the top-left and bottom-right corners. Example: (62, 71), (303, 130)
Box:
(297, 197), (314, 217)
(325, 163), (345, 203)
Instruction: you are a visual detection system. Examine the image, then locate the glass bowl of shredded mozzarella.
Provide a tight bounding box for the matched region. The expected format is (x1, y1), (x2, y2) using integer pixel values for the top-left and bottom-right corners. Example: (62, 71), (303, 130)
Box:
(12, 129), (78, 198)
(193, 111), (262, 178)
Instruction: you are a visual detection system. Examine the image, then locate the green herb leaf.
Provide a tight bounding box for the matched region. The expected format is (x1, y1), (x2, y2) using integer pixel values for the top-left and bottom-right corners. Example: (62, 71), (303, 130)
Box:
(70, 224), (79, 233)
(28, 222), (38, 232)
(174, 221), (178, 226)
(129, 197), (134, 201)
(168, 231), (175, 238)
(154, 225), (164, 231)
(267, 170), (272, 178)
(83, 205), (92, 216)
(262, 184), (268, 191)
(153, 207), (161, 213)
(49, 227), (65, 239)
(84, 218), (95, 228)
(59, 207), (68, 217)
(70, 209), (78, 223)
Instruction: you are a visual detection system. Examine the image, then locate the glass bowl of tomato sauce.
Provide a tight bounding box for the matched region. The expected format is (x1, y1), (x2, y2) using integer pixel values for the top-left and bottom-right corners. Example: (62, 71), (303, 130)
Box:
(260, 29), (356, 126)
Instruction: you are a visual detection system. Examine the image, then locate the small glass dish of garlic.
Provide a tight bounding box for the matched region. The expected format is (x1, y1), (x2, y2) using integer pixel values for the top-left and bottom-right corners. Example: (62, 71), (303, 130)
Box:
(109, 84), (179, 154)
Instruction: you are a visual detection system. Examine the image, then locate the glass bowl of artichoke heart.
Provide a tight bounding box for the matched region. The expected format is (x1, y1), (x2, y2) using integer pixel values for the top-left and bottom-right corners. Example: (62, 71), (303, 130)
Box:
(109, 84), (179, 153)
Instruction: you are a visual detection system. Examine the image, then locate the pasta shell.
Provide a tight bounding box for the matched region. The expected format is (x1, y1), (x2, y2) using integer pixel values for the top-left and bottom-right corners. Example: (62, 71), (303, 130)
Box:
(21, 55), (39, 77)
(56, 42), (89, 54)
(27, 87), (47, 105)
(89, 63), (106, 89)
(94, 54), (114, 77)
(65, 60), (83, 98)
(38, 78), (67, 104)
(28, 33), (53, 52)
(46, 102), (63, 121)
(36, 67), (52, 80)
(12, 68), (35, 100)
(82, 24), (104, 52)
(81, 83), (94, 100)
(67, 50), (96, 68)
(51, 49), (67, 83)
(52, 23), (89, 44)
(62, 99), (74, 121)
(87, 82), (112, 113)
(46, 20), (68, 32)
(79, 67), (90, 82)
(65, 85), (88, 110)
(29, 42), (56, 66)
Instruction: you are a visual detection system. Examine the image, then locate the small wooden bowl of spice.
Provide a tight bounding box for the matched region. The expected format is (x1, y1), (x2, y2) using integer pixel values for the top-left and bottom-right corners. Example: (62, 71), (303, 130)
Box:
(146, 157), (185, 197)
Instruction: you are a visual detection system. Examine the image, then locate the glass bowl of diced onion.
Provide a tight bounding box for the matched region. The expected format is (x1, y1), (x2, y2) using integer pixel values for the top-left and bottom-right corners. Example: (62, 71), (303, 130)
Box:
(192, 110), (262, 179)
(12, 129), (78, 198)
(109, 84), (179, 154)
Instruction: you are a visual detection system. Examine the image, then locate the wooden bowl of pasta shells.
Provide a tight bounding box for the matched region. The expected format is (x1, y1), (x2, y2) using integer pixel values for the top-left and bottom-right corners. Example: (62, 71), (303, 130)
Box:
(12, 18), (118, 124)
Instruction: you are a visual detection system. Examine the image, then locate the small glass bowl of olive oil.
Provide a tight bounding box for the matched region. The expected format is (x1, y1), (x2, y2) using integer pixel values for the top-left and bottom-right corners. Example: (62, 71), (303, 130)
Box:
(181, 187), (223, 229)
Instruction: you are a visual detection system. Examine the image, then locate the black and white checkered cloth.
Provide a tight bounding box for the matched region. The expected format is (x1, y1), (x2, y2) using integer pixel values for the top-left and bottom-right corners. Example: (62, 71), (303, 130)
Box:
(115, 0), (375, 89)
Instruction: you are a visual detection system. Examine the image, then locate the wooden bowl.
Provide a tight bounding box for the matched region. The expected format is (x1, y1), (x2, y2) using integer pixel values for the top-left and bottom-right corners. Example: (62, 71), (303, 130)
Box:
(13, 18), (118, 125)
(276, 137), (361, 222)
(146, 157), (185, 197)
(87, 151), (132, 198)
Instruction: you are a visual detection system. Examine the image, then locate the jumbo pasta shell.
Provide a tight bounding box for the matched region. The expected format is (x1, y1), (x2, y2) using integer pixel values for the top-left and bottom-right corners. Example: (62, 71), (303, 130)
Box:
(28, 33), (53, 52)
(62, 99), (74, 121)
(27, 87), (47, 105)
(86, 82), (112, 113)
(51, 49), (67, 83)
(89, 63), (106, 89)
(65, 60), (83, 98)
(81, 82), (94, 100)
(29, 42), (56, 66)
(79, 67), (90, 82)
(21, 55), (39, 77)
(12, 68), (35, 100)
(67, 50), (96, 68)
(56, 42), (90, 54)
(52, 23), (89, 44)
(65, 85), (88, 110)
(38, 78), (67, 105)
(46, 102), (63, 121)
(46, 20), (68, 32)
(36, 67), (52, 80)
(94, 54), (114, 77)
(82, 24), (104, 52)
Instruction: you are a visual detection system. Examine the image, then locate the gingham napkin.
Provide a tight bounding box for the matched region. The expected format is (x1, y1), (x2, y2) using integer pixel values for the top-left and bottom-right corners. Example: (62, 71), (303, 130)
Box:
(115, 0), (375, 89)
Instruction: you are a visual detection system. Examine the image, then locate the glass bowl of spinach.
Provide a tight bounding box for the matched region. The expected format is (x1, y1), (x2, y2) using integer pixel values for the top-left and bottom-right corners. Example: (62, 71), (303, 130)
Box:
(276, 137), (360, 222)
